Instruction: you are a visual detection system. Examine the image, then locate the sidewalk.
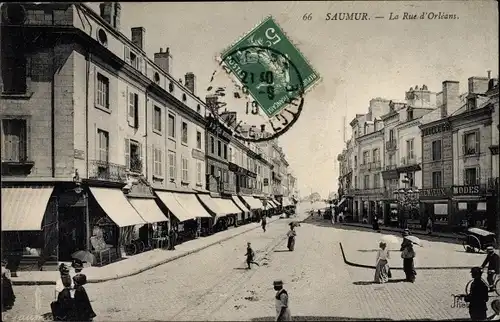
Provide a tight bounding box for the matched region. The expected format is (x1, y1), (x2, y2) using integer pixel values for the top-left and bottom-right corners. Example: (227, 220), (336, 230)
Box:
(341, 222), (462, 241)
(12, 213), (308, 286)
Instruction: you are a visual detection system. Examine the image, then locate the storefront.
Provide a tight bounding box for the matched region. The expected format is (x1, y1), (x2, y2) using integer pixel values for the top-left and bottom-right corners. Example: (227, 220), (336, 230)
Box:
(239, 195), (263, 221)
(171, 192), (213, 237)
(197, 193), (242, 232)
(451, 185), (493, 232)
(419, 187), (452, 232)
(231, 195), (251, 224)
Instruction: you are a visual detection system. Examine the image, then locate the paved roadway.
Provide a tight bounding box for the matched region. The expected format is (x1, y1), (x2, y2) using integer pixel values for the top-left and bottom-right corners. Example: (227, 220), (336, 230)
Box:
(4, 206), (497, 321)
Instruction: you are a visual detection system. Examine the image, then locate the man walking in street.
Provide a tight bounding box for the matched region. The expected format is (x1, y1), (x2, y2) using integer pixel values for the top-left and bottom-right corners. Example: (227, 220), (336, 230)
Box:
(261, 215), (267, 233)
(273, 280), (291, 321)
(463, 267), (489, 321)
(245, 243), (259, 269)
(481, 246), (499, 290)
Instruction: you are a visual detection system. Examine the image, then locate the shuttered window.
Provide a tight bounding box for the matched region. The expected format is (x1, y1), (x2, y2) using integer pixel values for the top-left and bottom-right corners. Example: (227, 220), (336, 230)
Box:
(196, 161), (202, 184)
(431, 140), (442, 161)
(153, 106), (162, 133)
(168, 151), (176, 180)
(432, 171), (442, 188)
(464, 167), (480, 185)
(463, 131), (480, 156)
(1, 119), (27, 162)
(153, 147), (163, 177)
(97, 129), (109, 162)
(181, 156), (189, 182)
(96, 73), (109, 109)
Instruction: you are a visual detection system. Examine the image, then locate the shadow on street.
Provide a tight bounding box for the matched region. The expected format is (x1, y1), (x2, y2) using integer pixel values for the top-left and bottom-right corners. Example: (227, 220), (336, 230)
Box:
(274, 250), (291, 253)
(250, 316), (468, 321)
(353, 278), (407, 285)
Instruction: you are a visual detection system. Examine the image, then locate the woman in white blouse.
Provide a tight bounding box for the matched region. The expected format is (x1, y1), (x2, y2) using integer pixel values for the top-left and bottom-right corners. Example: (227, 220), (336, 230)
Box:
(374, 242), (390, 284)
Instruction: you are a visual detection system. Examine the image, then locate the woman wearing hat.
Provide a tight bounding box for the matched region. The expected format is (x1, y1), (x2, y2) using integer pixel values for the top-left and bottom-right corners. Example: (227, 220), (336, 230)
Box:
(52, 264), (75, 321)
(73, 274), (96, 321)
(374, 242), (390, 283)
(273, 280), (291, 321)
(400, 231), (416, 282)
(1, 259), (16, 311)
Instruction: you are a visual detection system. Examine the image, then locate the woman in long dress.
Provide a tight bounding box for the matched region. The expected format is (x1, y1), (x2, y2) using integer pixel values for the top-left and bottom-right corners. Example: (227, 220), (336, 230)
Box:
(401, 241), (416, 282)
(374, 242), (390, 283)
(1, 259), (16, 311)
(287, 224), (296, 251)
(73, 274), (96, 321)
(52, 269), (75, 321)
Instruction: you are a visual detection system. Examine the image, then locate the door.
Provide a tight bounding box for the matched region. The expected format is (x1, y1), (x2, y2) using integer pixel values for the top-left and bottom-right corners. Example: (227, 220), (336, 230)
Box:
(58, 207), (86, 261)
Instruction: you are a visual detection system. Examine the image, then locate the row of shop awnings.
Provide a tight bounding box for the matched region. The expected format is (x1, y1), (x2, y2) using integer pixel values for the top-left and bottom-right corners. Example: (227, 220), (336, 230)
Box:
(1, 185), (280, 231)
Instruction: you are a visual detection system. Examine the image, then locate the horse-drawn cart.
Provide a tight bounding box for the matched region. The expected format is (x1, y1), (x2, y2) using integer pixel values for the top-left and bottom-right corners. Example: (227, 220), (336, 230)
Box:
(462, 227), (497, 253)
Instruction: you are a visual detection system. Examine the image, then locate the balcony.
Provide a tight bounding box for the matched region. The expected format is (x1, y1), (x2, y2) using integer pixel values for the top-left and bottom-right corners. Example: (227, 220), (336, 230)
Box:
(359, 163), (369, 171)
(386, 140), (397, 152)
(88, 161), (128, 182)
(385, 164), (397, 171)
(397, 156), (421, 172)
(370, 161), (382, 171)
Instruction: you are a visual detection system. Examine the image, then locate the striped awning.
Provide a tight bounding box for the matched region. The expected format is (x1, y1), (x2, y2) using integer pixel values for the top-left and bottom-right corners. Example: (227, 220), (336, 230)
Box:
(241, 196), (263, 210)
(129, 198), (168, 224)
(231, 196), (250, 213)
(1, 186), (54, 231)
(172, 193), (212, 218)
(156, 191), (197, 222)
(90, 187), (146, 227)
(197, 194), (227, 216)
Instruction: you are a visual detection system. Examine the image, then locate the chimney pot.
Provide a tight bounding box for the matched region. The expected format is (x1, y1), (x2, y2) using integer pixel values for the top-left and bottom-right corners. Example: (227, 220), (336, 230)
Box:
(185, 72), (196, 94)
(131, 27), (145, 50)
(154, 48), (173, 75)
(488, 70), (491, 79)
(160, 48), (163, 53)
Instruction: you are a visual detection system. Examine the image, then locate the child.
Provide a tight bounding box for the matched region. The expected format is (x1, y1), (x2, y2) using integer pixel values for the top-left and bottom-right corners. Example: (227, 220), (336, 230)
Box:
(245, 243), (259, 269)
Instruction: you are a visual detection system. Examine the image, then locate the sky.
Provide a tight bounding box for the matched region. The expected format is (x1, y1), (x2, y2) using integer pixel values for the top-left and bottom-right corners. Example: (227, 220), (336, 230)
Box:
(87, 1), (498, 199)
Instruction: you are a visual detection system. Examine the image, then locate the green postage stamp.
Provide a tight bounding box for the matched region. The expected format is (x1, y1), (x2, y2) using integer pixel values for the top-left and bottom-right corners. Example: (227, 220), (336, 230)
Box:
(220, 16), (320, 118)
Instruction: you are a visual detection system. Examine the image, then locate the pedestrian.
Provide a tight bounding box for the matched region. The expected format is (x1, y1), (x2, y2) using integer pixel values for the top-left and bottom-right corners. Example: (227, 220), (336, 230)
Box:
(481, 246), (500, 290)
(463, 267), (489, 321)
(372, 216), (380, 232)
(72, 259), (84, 275)
(286, 224), (297, 251)
(273, 280), (291, 321)
(51, 266), (75, 321)
(261, 215), (267, 233)
(168, 226), (177, 250)
(1, 259), (15, 312)
(489, 299), (500, 320)
(426, 217), (433, 235)
(374, 242), (390, 284)
(245, 243), (259, 269)
(55, 263), (73, 301)
(73, 274), (96, 321)
(400, 232), (416, 282)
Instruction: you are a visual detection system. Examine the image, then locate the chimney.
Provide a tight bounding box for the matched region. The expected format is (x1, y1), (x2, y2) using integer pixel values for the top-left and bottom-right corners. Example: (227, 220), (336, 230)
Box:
(154, 47), (173, 75)
(488, 70), (492, 79)
(441, 80), (460, 117)
(131, 27), (145, 50)
(205, 94), (219, 111)
(99, 2), (120, 30)
(468, 76), (490, 94)
(185, 72), (196, 94)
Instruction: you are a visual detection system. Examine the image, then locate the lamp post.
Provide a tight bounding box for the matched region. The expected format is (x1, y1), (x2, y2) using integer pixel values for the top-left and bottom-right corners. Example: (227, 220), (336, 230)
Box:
(393, 177), (419, 229)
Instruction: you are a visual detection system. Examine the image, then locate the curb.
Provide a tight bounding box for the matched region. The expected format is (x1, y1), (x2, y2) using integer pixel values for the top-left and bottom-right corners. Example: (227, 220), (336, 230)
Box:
(12, 214), (304, 286)
(339, 242), (474, 271)
(341, 223), (462, 242)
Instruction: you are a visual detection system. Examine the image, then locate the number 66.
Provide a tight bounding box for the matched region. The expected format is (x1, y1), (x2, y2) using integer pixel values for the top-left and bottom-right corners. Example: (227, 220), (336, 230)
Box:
(265, 27), (281, 46)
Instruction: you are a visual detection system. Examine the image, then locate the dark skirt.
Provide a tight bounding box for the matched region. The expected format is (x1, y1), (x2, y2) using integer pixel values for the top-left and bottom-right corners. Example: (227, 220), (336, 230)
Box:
(287, 237), (295, 251)
(1, 277), (16, 310)
(403, 258), (416, 282)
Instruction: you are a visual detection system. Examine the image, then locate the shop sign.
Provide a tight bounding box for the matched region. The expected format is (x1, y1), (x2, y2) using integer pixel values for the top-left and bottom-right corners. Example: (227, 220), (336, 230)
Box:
(452, 185), (480, 195)
(191, 149), (205, 161)
(421, 122), (451, 137)
(419, 188), (450, 198)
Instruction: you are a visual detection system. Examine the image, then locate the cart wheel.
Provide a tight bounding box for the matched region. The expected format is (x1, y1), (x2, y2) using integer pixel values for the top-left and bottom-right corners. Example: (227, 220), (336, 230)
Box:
(465, 279), (473, 295)
(470, 235), (481, 253)
(495, 277), (500, 297)
(125, 243), (137, 256)
(136, 240), (145, 253)
(462, 240), (469, 252)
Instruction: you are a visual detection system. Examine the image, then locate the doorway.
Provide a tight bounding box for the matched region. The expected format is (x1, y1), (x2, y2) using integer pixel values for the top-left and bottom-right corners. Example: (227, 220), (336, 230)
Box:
(58, 207), (87, 261)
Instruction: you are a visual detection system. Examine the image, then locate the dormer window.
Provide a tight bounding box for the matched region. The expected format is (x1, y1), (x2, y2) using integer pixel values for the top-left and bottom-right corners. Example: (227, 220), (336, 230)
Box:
(407, 108), (414, 121)
(124, 47), (143, 72)
(364, 124), (368, 135)
(467, 97), (476, 110)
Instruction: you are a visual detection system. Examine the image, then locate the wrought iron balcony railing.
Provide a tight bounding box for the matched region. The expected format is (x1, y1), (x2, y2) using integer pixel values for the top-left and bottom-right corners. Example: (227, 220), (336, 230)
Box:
(88, 160), (128, 182)
(386, 140), (397, 151)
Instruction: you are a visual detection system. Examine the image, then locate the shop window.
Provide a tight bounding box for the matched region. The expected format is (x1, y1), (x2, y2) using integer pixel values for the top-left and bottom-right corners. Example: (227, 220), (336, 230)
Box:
(153, 106), (162, 133)
(181, 121), (188, 144)
(463, 131), (479, 155)
(432, 171), (442, 188)
(1, 119), (28, 162)
(168, 114), (176, 138)
(431, 140), (442, 161)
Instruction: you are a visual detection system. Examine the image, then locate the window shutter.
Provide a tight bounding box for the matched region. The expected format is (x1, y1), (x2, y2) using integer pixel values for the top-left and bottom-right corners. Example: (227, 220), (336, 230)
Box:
(462, 134), (466, 156)
(475, 131), (480, 155)
(25, 120), (30, 161)
(160, 149), (164, 177)
(463, 169), (466, 185)
(134, 93), (139, 128)
(125, 138), (130, 169)
(139, 57), (143, 74)
(126, 88), (131, 122)
(476, 167), (480, 185)
(124, 46), (131, 64)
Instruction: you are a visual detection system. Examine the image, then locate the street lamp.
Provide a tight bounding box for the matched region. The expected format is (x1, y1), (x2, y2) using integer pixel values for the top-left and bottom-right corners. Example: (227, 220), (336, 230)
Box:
(393, 177), (420, 229)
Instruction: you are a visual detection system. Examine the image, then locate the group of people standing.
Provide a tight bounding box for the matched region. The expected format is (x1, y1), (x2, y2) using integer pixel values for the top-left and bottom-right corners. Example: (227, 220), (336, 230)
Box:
(374, 229), (416, 284)
(51, 259), (96, 321)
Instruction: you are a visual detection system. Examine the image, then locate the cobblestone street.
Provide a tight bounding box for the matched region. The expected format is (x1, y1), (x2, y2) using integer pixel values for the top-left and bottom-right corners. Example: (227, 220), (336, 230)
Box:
(4, 213), (498, 321)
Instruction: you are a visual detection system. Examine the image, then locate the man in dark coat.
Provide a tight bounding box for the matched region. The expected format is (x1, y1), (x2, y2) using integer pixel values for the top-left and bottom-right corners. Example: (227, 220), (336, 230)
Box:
(481, 246), (500, 289)
(464, 267), (489, 320)
(245, 242), (259, 269)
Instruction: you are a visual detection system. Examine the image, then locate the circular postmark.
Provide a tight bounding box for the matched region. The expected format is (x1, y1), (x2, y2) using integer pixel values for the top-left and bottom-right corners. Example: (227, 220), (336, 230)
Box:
(206, 45), (306, 142)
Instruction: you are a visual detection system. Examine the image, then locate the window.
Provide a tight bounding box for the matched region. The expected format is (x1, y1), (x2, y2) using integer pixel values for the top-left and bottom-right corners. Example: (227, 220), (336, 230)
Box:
(125, 48), (142, 72)
(388, 154), (393, 166)
(153, 147), (163, 177)
(168, 151), (176, 180)
(97, 129), (109, 162)
(389, 129), (394, 142)
(153, 106), (161, 133)
(229, 147), (233, 162)
(364, 175), (370, 189)
(372, 148), (379, 163)
(217, 140), (222, 157)
(181, 156), (189, 182)
(223, 170), (228, 183)
(96, 73), (109, 109)
(373, 173), (380, 188)
(128, 91), (139, 128)
(197, 105), (201, 114)
(467, 98), (477, 110)
(168, 114), (175, 138)
(196, 161), (202, 184)
(1, 42), (27, 94)
(181, 121), (188, 144)
(463, 131), (479, 155)
(432, 171), (442, 188)
(464, 168), (479, 185)
(1, 119), (27, 162)
(354, 176), (358, 189)
(125, 140), (142, 173)
(196, 131), (202, 149)
(406, 172), (414, 187)
(362, 151), (370, 165)
(210, 136), (215, 154)
(223, 144), (227, 160)
(431, 140), (442, 161)
(354, 156), (357, 168)
(406, 139), (414, 160)
(407, 108), (414, 121)
(210, 165), (215, 175)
